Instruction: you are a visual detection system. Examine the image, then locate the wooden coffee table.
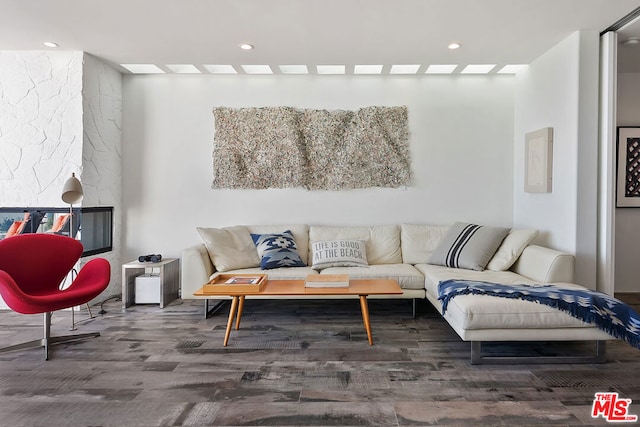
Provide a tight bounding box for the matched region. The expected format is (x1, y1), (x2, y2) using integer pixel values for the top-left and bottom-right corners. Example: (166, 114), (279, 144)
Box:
(194, 279), (403, 346)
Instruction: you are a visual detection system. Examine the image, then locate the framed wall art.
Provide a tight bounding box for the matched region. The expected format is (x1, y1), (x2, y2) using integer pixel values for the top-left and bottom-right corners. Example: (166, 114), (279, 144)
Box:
(524, 127), (553, 193)
(617, 126), (640, 207)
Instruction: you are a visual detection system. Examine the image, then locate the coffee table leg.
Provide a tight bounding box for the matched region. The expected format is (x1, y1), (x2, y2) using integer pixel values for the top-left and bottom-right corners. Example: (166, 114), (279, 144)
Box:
(224, 296), (239, 346)
(359, 295), (373, 345)
(236, 296), (245, 330)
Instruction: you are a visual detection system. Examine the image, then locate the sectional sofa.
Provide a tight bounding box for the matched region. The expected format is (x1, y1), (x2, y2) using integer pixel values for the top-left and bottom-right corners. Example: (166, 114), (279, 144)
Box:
(182, 224), (611, 363)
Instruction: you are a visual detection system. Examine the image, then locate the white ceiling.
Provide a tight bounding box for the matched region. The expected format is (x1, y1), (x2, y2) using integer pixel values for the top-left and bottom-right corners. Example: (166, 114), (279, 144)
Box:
(1, 0), (640, 74)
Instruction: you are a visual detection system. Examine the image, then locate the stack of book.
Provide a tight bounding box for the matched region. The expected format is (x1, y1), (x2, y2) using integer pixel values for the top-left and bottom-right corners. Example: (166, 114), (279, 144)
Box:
(305, 274), (349, 288)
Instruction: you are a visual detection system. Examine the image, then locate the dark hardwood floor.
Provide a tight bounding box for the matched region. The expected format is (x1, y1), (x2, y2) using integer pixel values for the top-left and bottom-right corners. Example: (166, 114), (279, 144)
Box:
(1, 295), (640, 426)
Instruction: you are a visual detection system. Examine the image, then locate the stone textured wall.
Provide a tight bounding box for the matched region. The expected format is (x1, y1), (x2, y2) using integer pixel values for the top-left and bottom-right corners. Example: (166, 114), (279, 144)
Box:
(0, 51), (83, 206)
(81, 53), (123, 300)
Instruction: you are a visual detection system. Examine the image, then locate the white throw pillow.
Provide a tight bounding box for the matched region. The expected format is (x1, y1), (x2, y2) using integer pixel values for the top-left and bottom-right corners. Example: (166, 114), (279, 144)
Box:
(311, 239), (368, 271)
(486, 229), (539, 271)
(197, 226), (260, 272)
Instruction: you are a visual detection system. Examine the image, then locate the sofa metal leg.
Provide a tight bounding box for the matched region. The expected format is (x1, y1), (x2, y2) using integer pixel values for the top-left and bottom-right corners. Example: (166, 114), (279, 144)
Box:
(470, 340), (607, 365)
(204, 299), (228, 319)
(412, 298), (416, 318)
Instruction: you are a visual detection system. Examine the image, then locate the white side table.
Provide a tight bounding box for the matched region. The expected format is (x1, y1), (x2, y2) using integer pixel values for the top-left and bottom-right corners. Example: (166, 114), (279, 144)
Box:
(122, 258), (180, 309)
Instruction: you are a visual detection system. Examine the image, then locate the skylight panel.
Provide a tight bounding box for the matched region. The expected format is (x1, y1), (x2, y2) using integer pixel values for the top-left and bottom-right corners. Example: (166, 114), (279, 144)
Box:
(390, 64), (420, 74)
(166, 64), (201, 74)
(425, 64), (458, 74)
(317, 65), (345, 75)
(204, 65), (237, 74)
(241, 65), (273, 74)
(497, 64), (528, 74)
(279, 65), (309, 74)
(354, 65), (383, 75)
(460, 64), (496, 74)
(120, 64), (165, 74)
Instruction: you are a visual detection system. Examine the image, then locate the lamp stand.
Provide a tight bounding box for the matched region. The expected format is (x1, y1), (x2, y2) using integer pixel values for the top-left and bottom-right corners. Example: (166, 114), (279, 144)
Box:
(61, 172), (94, 331)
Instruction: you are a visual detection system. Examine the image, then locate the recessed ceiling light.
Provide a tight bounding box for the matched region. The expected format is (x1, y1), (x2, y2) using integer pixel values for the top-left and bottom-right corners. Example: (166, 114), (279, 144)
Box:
(622, 37), (640, 47)
(460, 64), (496, 74)
(317, 65), (345, 75)
(497, 64), (528, 74)
(166, 64), (201, 74)
(241, 65), (273, 74)
(279, 65), (308, 74)
(239, 43), (254, 50)
(425, 64), (458, 74)
(43, 41), (59, 48)
(204, 65), (237, 74)
(354, 65), (383, 75)
(448, 42), (461, 50)
(390, 64), (420, 74)
(120, 64), (165, 74)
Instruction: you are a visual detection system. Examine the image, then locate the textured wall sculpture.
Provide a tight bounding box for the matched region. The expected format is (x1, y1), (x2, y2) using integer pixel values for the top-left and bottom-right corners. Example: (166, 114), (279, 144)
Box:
(212, 106), (411, 190)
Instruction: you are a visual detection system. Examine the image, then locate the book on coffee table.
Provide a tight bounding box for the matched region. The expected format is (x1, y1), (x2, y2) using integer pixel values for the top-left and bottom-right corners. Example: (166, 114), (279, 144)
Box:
(305, 274), (349, 288)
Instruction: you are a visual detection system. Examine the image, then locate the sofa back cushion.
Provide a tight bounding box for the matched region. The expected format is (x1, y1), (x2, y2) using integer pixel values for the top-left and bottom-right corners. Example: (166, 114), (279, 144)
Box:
(246, 225), (310, 265)
(308, 225), (401, 265)
(400, 224), (450, 264)
(197, 226), (260, 272)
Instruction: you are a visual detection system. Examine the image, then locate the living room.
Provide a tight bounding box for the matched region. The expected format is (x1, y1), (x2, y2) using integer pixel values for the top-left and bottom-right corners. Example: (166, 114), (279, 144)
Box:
(2, 1), (640, 425)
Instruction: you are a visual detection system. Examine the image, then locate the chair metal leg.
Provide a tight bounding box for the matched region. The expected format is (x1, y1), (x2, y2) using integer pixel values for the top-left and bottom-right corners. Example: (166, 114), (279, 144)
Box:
(0, 311), (100, 360)
(86, 303), (94, 319)
(70, 305), (76, 331)
(71, 303), (97, 330)
(44, 311), (51, 360)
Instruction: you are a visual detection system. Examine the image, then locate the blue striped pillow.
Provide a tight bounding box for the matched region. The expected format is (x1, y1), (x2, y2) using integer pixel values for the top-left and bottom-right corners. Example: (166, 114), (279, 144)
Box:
(428, 222), (509, 271)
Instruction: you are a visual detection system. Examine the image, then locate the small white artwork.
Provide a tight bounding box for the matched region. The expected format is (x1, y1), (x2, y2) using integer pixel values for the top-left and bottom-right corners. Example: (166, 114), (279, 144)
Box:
(524, 127), (553, 193)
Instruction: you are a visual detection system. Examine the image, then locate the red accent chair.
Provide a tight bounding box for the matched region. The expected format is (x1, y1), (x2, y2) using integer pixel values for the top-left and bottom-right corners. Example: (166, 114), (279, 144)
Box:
(0, 234), (110, 359)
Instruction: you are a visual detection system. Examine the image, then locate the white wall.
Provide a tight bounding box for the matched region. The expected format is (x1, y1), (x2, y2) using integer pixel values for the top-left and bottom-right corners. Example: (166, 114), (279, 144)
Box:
(81, 53), (123, 299)
(0, 51), (84, 205)
(122, 75), (515, 262)
(513, 31), (600, 289)
(615, 72), (640, 292)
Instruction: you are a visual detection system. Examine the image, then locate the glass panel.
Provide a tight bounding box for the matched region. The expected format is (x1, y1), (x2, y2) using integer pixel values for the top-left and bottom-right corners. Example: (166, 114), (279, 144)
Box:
(0, 207), (113, 257)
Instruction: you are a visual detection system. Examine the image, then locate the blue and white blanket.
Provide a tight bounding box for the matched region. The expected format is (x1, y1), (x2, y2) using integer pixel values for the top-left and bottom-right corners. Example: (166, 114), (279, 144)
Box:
(437, 279), (640, 349)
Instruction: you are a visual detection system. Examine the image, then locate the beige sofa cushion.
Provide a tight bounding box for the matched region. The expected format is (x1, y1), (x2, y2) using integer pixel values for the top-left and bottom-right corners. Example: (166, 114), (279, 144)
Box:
(197, 226), (260, 272)
(441, 292), (592, 330)
(415, 263), (535, 300)
(400, 224), (449, 264)
(309, 225), (401, 265)
(417, 263), (591, 330)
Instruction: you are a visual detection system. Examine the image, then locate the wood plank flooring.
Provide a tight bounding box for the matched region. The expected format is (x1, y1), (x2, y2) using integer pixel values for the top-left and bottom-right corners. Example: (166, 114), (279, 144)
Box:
(1, 296), (640, 426)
